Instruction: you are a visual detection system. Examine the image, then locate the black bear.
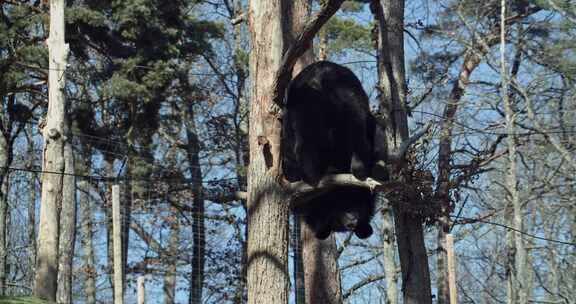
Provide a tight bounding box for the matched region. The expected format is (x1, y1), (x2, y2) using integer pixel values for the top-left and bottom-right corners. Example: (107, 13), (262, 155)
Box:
(282, 61), (385, 239)
(282, 61), (374, 186)
(294, 187), (375, 239)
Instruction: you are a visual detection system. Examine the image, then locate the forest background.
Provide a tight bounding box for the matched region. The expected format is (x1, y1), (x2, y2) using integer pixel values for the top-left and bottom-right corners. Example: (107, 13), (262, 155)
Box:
(0, 0), (574, 303)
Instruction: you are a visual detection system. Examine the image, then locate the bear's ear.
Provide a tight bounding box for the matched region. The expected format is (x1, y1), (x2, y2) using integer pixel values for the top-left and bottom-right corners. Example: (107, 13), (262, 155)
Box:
(354, 224), (373, 239)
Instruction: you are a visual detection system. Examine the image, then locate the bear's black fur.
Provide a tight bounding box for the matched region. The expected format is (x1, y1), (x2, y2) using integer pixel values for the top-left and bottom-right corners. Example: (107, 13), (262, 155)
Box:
(282, 61), (385, 239)
(282, 61), (374, 186)
(294, 187), (375, 240)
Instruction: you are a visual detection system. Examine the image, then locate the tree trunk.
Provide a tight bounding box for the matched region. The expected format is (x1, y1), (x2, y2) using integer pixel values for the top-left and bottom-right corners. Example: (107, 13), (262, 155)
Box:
(164, 206), (178, 304)
(180, 75), (206, 304)
(78, 149), (96, 304)
(500, 3), (526, 303)
(246, 1), (290, 303)
(104, 160), (115, 297)
(301, 226), (342, 304)
(57, 143), (76, 304)
(34, 0), (70, 300)
(231, 2), (249, 301)
(123, 163), (133, 285)
(26, 128), (37, 289)
(378, 194), (398, 304)
(372, 1), (432, 303)
(0, 145), (8, 296)
(431, 7), (490, 304)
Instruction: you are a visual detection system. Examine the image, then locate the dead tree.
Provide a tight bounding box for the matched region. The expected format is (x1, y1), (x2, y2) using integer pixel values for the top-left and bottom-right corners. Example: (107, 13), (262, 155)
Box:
(34, 0), (75, 301)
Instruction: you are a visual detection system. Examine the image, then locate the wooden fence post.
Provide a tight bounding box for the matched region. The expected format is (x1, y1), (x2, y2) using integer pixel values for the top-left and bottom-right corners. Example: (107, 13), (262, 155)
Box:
(137, 276), (145, 304)
(446, 234), (457, 304)
(112, 185), (123, 304)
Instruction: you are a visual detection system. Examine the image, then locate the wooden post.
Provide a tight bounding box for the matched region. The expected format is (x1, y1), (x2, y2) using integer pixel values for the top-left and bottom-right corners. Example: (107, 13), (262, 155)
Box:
(137, 276), (145, 304)
(446, 234), (457, 304)
(112, 185), (123, 304)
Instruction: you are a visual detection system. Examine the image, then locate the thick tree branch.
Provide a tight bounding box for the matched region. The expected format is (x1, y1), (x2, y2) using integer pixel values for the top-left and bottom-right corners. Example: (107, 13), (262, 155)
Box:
(287, 174), (404, 209)
(270, 0), (345, 114)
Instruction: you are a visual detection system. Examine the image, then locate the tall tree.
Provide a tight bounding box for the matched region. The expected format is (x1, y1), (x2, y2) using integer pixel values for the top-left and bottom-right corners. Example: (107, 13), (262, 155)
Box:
(77, 152), (96, 304)
(246, 0), (346, 302)
(34, 0), (74, 300)
(0, 1), (44, 295)
(372, 0), (432, 302)
(246, 1), (290, 302)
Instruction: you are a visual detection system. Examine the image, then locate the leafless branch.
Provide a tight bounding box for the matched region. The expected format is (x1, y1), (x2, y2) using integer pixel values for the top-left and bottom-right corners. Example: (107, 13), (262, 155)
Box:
(342, 274), (386, 299)
(388, 121), (433, 162)
(269, 0), (346, 114)
(231, 13), (245, 25)
(287, 174), (404, 209)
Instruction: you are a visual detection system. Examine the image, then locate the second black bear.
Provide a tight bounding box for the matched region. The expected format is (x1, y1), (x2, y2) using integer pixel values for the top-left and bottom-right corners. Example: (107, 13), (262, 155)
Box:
(283, 61), (385, 239)
(282, 61), (374, 186)
(294, 187), (375, 239)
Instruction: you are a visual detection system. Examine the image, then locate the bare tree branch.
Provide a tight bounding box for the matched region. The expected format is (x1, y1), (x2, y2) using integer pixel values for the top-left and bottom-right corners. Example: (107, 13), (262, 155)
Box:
(388, 121), (433, 162)
(269, 0), (346, 114)
(287, 174), (404, 208)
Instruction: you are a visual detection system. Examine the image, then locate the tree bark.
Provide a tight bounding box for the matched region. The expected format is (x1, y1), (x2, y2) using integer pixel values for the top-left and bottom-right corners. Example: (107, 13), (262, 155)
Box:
(0, 107), (14, 296)
(104, 160), (115, 297)
(301, 226), (343, 304)
(26, 127), (37, 289)
(179, 74), (206, 304)
(372, 1), (432, 303)
(0, 148), (8, 296)
(231, 2), (249, 301)
(246, 1), (290, 303)
(378, 194), (398, 304)
(164, 206), (178, 304)
(79, 154), (96, 304)
(57, 143), (76, 304)
(34, 0), (70, 300)
(500, 3), (526, 303)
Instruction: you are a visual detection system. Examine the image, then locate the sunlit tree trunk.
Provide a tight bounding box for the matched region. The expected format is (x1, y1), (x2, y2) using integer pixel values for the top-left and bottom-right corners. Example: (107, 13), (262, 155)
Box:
(77, 145), (95, 304)
(379, 194), (398, 304)
(500, 2), (527, 303)
(246, 1), (290, 303)
(57, 144), (76, 304)
(164, 206), (178, 304)
(372, 0), (432, 302)
(230, 2), (249, 301)
(34, 0), (71, 300)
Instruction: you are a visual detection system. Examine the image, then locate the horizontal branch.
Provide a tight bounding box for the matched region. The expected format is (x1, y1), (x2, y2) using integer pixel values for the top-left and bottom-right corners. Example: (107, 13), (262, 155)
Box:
(287, 174), (404, 209)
